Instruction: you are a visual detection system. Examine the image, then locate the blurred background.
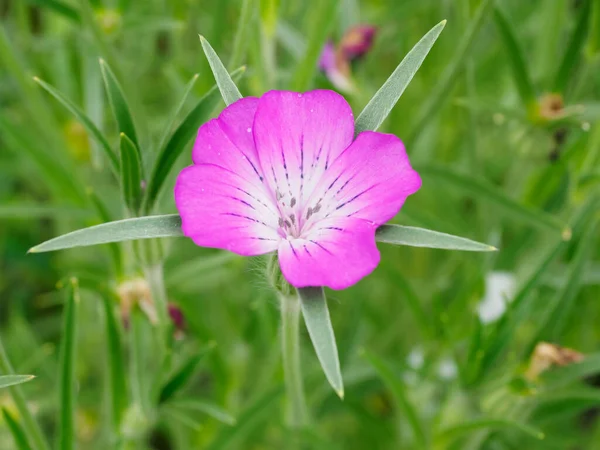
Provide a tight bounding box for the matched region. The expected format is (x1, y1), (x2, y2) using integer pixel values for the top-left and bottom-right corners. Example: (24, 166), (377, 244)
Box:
(1, 0), (600, 448)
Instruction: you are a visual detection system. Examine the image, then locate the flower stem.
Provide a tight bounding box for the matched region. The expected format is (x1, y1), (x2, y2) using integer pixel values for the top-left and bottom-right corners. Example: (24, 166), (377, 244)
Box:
(0, 336), (51, 450)
(143, 262), (169, 334)
(280, 293), (309, 429)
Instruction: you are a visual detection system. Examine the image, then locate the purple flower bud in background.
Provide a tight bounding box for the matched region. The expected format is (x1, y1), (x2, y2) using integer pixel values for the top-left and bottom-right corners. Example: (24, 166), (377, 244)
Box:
(340, 25), (377, 61)
(318, 25), (377, 93)
(168, 303), (186, 340)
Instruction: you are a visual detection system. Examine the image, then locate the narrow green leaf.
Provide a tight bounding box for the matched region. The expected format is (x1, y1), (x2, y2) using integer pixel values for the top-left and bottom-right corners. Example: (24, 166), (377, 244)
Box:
(289, 0), (339, 91)
(143, 67), (245, 212)
(0, 339), (50, 450)
(0, 204), (90, 219)
(169, 399), (237, 426)
(2, 408), (34, 450)
(200, 36), (243, 106)
(163, 407), (203, 430)
(541, 353), (600, 388)
(376, 224), (496, 251)
(102, 295), (128, 434)
(553, 0), (592, 93)
(29, 214), (182, 253)
(228, 0), (254, 70)
(159, 343), (216, 403)
(100, 58), (140, 149)
(419, 165), (569, 235)
(33, 77), (118, 173)
(361, 349), (428, 448)
(297, 287), (343, 398)
(119, 133), (143, 214)
(157, 73), (199, 153)
(435, 419), (544, 445)
(0, 375), (35, 389)
(355, 20), (446, 134)
(410, 0), (494, 141)
(492, 6), (537, 108)
(57, 278), (80, 450)
(207, 386), (284, 450)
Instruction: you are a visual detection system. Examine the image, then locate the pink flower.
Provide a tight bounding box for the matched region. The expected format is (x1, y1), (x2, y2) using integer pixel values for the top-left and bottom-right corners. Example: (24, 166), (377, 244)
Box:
(319, 25), (377, 93)
(174, 90), (421, 290)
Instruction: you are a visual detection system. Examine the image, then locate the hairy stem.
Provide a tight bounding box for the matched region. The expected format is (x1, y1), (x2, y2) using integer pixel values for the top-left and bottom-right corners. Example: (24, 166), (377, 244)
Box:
(280, 293), (309, 428)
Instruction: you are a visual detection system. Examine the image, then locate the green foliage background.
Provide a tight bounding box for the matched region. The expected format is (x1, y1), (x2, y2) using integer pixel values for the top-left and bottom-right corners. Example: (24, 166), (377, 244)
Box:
(1, 0), (600, 448)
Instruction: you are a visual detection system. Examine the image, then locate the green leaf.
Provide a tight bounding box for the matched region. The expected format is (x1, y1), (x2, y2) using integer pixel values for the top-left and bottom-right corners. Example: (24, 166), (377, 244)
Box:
(492, 6), (536, 108)
(57, 278), (80, 450)
(207, 386), (284, 450)
(355, 20), (446, 134)
(0, 375), (35, 389)
(29, 214), (182, 253)
(376, 224), (496, 251)
(33, 77), (119, 173)
(410, 0), (494, 141)
(163, 407), (203, 431)
(0, 339), (50, 450)
(100, 58), (140, 149)
(102, 295), (128, 434)
(143, 67), (245, 212)
(553, 0), (592, 93)
(159, 343), (216, 403)
(119, 133), (143, 214)
(2, 408), (34, 450)
(0, 204), (90, 219)
(418, 165), (569, 235)
(289, 0), (339, 91)
(168, 399), (237, 426)
(297, 287), (343, 398)
(541, 353), (600, 389)
(200, 36), (243, 106)
(361, 349), (428, 448)
(435, 419), (544, 445)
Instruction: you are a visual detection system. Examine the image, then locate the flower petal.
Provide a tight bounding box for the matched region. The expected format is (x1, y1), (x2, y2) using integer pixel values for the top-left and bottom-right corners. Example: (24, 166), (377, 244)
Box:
(306, 131), (421, 226)
(175, 164), (279, 256)
(192, 97), (265, 188)
(253, 90), (355, 209)
(278, 217), (380, 290)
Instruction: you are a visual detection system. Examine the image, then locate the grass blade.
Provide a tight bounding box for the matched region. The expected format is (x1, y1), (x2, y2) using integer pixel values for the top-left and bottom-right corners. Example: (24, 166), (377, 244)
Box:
(119, 133), (143, 214)
(355, 20), (446, 134)
(410, 0), (494, 141)
(0, 375), (35, 389)
(33, 77), (118, 173)
(297, 287), (343, 398)
(228, 0), (254, 69)
(26, 0), (81, 23)
(168, 399), (237, 426)
(289, 0), (339, 91)
(2, 408), (34, 450)
(492, 6), (536, 109)
(361, 349), (428, 448)
(200, 36), (242, 106)
(435, 419), (544, 445)
(418, 165), (568, 235)
(29, 214), (183, 253)
(100, 58), (140, 149)
(143, 67), (245, 212)
(102, 295), (128, 434)
(207, 386), (284, 450)
(553, 0), (592, 93)
(541, 353), (600, 389)
(57, 278), (80, 450)
(159, 343), (216, 403)
(376, 224), (496, 251)
(157, 73), (199, 153)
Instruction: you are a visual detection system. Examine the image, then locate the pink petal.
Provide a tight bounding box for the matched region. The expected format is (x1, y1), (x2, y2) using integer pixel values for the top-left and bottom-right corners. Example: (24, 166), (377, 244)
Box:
(278, 217), (380, 290)
(252, 90), (355, 209)
(174, 164), (279, 256)
(306, 131), (421, 226)
(318, 40), (337, 72)
(192, 97), (265, 189)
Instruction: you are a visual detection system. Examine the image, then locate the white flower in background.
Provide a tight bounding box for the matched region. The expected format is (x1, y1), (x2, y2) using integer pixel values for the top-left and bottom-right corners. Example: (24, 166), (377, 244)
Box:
(477, 271), (516, 324)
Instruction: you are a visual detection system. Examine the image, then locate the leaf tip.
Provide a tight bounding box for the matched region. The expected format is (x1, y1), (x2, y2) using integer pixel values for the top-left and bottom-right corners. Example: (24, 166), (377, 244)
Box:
(32, 76), (40, 82)
(440, 19), (447, 26)
(27, 246), (39, 254)
(561, 227), (572, 241)
(335, 388), (345, 400)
